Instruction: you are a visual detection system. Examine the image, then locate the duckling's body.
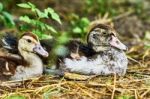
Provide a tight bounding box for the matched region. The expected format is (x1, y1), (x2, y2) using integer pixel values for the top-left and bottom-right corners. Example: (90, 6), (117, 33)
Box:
(0, 33), (48, 81)
(10, 51), (43, 80)
(61, 48), (127, 76)
(57, 24), (128, 76)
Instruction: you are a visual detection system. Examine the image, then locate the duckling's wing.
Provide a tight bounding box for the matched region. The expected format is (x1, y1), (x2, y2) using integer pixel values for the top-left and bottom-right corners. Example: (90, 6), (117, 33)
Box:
(79, 43), (96, 57)
(1, 33), (18, 54)
(0, 47), (24, 66)
(55, 40), (96, 69)
(66, 40), (96, 57)
(0, 54), (25, 81)
(0, 54), (24, 66)
(0, 58), (16, 76)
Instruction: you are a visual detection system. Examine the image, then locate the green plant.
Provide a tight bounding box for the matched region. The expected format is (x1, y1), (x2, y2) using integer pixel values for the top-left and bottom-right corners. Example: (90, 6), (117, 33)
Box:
(17, 2), (61, 39)
(5, 94), (26, 99)
(0, 2), (15, 27)
(143, 31), (150, 48)
(116, 95), (134, 99)
(71, 15), (90, 39)
(85, 0), (117, 16)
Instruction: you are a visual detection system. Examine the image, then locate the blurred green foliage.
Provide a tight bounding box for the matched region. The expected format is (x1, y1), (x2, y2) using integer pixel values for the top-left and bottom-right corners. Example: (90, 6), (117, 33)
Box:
(85, 0), (117, 16)
(71, 15), (90, 39)
(144, 31), (150, 48)
(116, 95), (134, 99)
(5, 94), (26, 99)
(0, 2), (15, 28)
(0, 0), (149, 55)
(17, 2), (61, 39)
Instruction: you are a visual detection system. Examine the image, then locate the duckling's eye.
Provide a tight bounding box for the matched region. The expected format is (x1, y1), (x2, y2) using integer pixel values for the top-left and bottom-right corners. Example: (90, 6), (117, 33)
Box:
(27, 39), (31, 43)
(103, 32), (107, 35)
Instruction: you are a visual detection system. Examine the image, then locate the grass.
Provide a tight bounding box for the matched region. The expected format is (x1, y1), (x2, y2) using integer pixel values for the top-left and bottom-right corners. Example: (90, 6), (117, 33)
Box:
(0, 44), (150, 99)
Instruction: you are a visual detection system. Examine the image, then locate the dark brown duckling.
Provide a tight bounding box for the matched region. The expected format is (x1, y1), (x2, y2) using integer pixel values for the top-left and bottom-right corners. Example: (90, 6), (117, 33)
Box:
(57, 24), (128, 76)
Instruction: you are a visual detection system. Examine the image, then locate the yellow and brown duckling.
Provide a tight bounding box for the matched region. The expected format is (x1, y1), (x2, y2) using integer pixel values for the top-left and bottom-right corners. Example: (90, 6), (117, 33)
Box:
(0, 32), (48, 81)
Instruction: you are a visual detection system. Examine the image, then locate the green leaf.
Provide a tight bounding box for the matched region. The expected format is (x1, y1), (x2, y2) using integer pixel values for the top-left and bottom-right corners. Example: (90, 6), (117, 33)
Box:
(27, 2), (36, 12)
(5, 94), (26, 99)
(45, 8), (54, 14)
(2, 11), (15, 27)
(32, 29), (42, 38)
(51, 12), (61, 24)
(45, 24), (57, 33)
(17, 3), (31, 8)
(58, 33), (69, 44)
(45, 8), (61, 24)
(0, 2), (3, 12)
(30, 19), (45, 30)
(73, 27), (82, 33)
(32, 30), (52, 39)
(19, 16), (31, 23)
(17, 2), (36, 12)
(80, 17), (90, 26)
(19, 24), (31, 31)
(28, 19), (57, 33)
(27, 2), (36, 8)
(41, 34), (52, 39)
(32, 20), (47, 31)
(36, 9), (48, 19)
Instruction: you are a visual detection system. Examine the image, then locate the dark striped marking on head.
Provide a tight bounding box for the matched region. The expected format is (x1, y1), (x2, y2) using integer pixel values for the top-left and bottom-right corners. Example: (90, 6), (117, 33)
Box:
(21, 32), (38, 41)
(89, 24), (113, 33)
(87, 24), (115, 43)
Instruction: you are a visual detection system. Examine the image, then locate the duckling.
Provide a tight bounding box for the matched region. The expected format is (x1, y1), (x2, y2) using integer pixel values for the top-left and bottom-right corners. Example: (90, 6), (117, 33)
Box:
(1, 33), (53, 65)
(0, 32), (48, 81)
(57, 24), (128, 76)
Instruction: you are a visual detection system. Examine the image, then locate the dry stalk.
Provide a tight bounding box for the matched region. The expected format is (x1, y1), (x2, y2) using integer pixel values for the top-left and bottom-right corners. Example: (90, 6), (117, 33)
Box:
(111, 73), (116, 99)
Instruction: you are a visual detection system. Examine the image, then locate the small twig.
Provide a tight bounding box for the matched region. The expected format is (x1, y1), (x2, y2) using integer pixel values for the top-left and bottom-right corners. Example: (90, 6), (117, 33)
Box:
(79, 83), (111, 95)
(34, 82), (67, 94)
(87, 82), (113, 87)
(134, 89), (138, 99)
(127, 71), (150, 77)
(63, 72), (91, 80)
(111, 73), (116, 99)
(118, 77), (150, 84)
(72, 82), (95, 99)
(141, 89), (150, 98)
(127, 56), (143, 67)
(112, 10), (133, 21)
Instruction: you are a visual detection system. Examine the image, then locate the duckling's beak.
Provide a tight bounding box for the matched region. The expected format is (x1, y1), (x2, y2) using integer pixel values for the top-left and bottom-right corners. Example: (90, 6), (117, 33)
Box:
(33, 44), (49, 57)
(109, 35), (127, 51)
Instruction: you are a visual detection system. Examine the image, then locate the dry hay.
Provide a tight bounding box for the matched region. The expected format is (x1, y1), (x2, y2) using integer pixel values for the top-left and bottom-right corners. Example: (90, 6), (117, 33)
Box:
(0, 44), (150, 99)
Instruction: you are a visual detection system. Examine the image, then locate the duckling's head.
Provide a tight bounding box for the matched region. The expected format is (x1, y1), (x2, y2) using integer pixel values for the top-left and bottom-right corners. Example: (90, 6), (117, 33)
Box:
(18, 32), (48, 57)
(87, 24), (127, 52)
